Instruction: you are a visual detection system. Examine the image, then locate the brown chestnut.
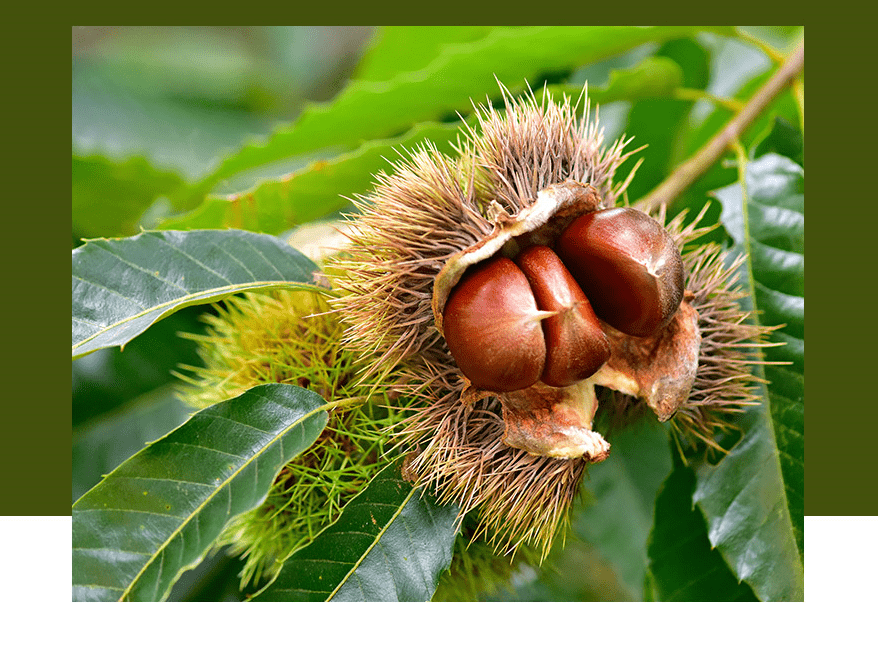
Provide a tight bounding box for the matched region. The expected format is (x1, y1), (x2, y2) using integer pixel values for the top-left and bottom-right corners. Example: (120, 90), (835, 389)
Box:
(515, 245), (610, 387)
(442, 257), (548, 392)
(555, 207), (684, 337)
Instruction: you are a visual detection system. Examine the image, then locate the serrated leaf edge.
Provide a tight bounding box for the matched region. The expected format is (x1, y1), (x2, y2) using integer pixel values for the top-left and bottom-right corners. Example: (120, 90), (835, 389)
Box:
(74, 389), (331, 601)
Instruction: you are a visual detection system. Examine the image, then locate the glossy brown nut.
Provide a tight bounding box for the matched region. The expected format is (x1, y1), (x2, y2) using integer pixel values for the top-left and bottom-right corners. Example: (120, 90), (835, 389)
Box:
(555, 207), (684, 337)
(515, 245), (610, 387)
(442, 257), (547, 392)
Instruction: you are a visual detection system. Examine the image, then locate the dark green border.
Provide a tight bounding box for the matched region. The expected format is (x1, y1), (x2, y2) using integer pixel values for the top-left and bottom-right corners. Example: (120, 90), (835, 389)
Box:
(803, 23), (874, 516)
(4, 26), (72, 515)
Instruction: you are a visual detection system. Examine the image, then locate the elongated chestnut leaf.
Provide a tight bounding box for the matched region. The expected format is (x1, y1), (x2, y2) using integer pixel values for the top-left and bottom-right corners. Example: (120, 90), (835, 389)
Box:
(72, 229), (319, 359)
(544, 56), (685, 104)
(647, 462), (758, 601)
(183, 26), (725, 203)
(695, 153), (804, 601)
(72, 384), (328, 602)
(253, 460), (459, 602)
(353, 26), (494, 83)
(159, 121), (461, 234)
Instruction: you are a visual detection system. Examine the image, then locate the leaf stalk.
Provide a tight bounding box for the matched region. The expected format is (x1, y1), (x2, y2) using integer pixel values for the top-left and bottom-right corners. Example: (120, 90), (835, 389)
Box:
(637, 39), (804, 213)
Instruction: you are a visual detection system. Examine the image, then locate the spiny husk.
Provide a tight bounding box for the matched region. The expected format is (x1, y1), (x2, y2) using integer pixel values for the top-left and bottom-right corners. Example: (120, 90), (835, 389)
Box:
(331, 88), (635, 558)
(333, 88), (634, 375)
(329, 86), (772, 558)
(176, 291), (403, 585)
(594, 206), (779, 451)
(662, 209), (780, 445)
(462, 85), (636, 215)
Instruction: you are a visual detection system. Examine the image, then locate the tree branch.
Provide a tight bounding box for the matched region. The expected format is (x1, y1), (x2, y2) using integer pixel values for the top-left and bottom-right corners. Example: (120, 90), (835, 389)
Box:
(636, 39), (804, 213)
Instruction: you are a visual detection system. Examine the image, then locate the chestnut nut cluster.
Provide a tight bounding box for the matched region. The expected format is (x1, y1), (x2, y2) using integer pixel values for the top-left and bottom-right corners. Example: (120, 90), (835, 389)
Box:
(442, 207), (685, 392)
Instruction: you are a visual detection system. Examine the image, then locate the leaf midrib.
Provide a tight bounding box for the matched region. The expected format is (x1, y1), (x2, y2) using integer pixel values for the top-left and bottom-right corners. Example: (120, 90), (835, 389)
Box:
(109, 397), (328, 601)
(710, 153), (804, 595)
(326, 483), (416, 601)
(72, 279), (316, 354)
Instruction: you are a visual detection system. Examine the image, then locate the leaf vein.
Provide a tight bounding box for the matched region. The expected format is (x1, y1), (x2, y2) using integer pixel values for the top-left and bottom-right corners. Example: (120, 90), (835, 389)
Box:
(151, 234), (236, 284)
(112, 399), (326, 601)
(239, 237), (287, 280)
(86, 243), (192, 296)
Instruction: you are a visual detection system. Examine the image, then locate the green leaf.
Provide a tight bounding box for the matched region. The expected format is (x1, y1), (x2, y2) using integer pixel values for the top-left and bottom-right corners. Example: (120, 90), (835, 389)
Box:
(618, 38), (712, 203)
(546, 56), (685, 104)
(72, 306), (206, 427)
(750, 116), (804, 168)
(694, 153), (804, 601)
(72, 229), (319, 359)
(647, 462), (758, 601)
(353, 26), (495, 82)
(72, 383), (328, 602)
(253, 460), (459, 602)
(73, 60), (273, 182)
(73, 386), (193, 503)
(159, 121), (462, 234)
(184, 26), (714, 202)
(73, 154), (184, 241)
(572, 414), (674, 599)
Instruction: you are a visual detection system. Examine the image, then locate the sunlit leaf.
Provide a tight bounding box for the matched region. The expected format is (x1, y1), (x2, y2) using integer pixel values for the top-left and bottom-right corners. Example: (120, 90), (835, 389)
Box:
(72, 384), (328, 602)
(73, 154), (184, 241)
(159, 121), (462, 234)
(184, 26), (717, 202)
(545, 56), (685, 105)
(353, 26), (495, 82)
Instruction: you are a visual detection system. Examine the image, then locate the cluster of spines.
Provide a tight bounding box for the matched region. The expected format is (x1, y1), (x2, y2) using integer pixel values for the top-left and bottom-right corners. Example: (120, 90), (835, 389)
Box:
(175, 291), (402, 586)
(330, 87), (776, 558)
(660, 207), (782, 449)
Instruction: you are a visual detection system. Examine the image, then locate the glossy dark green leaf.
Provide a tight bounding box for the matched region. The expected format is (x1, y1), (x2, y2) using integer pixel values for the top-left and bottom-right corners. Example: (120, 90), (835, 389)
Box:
(73, 386), (193, 503)
(159, 121), (462, 234)
(572, 415), (674, 599)
(647, 462), (758, 602)
(185, 26), (716, 202)
(693, 153), (804, 601)
(253, 460), (459, 602)
(72, 384), (328, 602)
(72, 229), (319, 358)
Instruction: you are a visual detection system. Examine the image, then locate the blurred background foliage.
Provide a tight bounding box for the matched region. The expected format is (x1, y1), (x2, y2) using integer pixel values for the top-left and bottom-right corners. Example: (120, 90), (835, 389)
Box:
(72, 26), (803, 601)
